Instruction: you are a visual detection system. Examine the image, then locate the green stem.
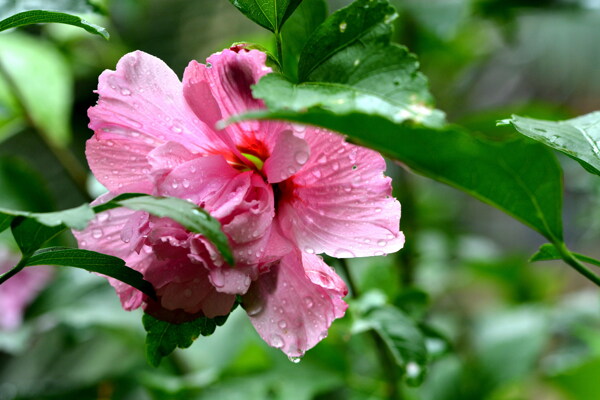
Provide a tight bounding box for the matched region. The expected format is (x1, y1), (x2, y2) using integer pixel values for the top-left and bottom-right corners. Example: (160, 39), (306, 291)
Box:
(556, 242), (600, 286)
(0, 257), (28, 285)
(0, 60), (92, 203)
(275, 30), (283, 68)
(338, 259), (402, 400)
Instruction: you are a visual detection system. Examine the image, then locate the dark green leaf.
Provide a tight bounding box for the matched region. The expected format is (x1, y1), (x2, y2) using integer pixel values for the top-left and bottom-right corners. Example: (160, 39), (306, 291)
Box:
(11, 217), (65, 256)
(228, 0), (303, 32)
(96, 194), (234, 266)
(530, 243), (600, 268)
(236, 110), (564, 243)
(0, 10), (108, 38)
(25, 247), (156, 299)
(298, 0), (395, 80)
(143, 312), (231, 367)
(0, 213), (11, 233)
(503, 112), (600, 176)
(280, 0), (327, 81)
(362, 305), (428, 386)
(0, 33), (73, 147)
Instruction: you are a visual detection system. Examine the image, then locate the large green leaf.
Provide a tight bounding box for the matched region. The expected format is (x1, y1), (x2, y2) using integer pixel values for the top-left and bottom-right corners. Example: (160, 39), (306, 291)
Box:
(95, 194), (234, 266)
(228, 0), (303, 33)
(0, 33), (73, 147)
(280, 0), (327, 81)
(502, 112), (600, 176)
(26, 247), (156, 299)
(0, 10), (108, 38)
(143, 312), (231, 367)
(0, 203), (94, 235)
(238, 110), (564, 243)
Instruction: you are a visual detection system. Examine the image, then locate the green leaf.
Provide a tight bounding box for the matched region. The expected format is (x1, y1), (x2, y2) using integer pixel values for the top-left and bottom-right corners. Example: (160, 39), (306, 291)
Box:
(0, 213), (11, 233)
(280, 0), (327, 81)
(143, 312), (231, 367)
(236, 110), (564, 243)
(503, 112), (600, 176)
(361, 304), (428, 386)
(25, 247), (156, 299)
(11, 217), (65, 256)
(0, 10), (108, 38)
(0, 203), (95, 231)
(228, 0), (303, 33)
(530, 243), (600, 268)
(0, 33), (73, 147)
(96, 194), (234, 266)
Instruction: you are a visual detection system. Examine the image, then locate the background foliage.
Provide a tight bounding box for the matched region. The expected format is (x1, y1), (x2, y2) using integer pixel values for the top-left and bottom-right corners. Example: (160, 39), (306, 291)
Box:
(1, 0), (600, 399)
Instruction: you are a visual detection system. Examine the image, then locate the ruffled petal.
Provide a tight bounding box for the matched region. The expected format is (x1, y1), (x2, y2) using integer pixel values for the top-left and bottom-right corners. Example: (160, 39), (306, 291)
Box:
(243, 250), (348, 357)
(278, 128), (404, 257)
(73, 204), (154, 310)
(88, 51), (223, 191)
(263, 129), (311, 183)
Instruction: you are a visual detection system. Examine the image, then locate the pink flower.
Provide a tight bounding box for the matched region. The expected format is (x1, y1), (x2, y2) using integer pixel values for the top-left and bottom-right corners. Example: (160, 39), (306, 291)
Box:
(0, 247), (52, 330)
(75, 46), (404, 357)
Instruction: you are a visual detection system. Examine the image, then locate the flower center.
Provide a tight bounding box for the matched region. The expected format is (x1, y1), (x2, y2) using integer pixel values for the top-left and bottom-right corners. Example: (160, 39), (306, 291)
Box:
(240, 152), (264, 170)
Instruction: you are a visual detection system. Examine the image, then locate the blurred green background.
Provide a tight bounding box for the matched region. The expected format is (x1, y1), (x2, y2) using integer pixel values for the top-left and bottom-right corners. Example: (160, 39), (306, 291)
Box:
(1, 0), (600, 399)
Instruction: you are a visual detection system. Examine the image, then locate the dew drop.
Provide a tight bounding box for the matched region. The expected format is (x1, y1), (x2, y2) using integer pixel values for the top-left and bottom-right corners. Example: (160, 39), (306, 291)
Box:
(339, 21), (347, 32)
(375, 207), (382, 213)
(288, 356), (302, 364)
(294, 151), (309, 165)
(311, 169), (322, 178)
(171, 181), (179, 189)
(171, 125), (183, 133)
(304, 296), (314, 308)
(334, 248), (355, 258)
(121, 88), (131, 96)
(190, 165), (197, 173)
(318, 155), (327, 164)
(332, 161), (340, 171)
(377, 239), (387, 247)
(92, 228), (103, 239)
(406, 362), (421, 379)
(245, 300), (263, 316)
(182, 179), (190, 188)
(278, 320), (287, 329)
(304, 246), (315, 254)
(270, 334), (284, 349)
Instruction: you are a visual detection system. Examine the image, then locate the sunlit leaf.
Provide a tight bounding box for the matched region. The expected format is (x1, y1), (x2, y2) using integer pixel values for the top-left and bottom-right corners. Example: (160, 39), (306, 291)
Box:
(0, 33), (73, 147)
(25, 247), (156, 299)
(0, 10), (108, 38)
(228, 0), (303, 32)
(502, 112), (600, 176)
(143, 312), (231, 367)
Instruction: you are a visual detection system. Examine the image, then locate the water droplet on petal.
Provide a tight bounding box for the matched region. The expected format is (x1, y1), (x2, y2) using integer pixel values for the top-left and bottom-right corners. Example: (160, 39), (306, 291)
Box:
(378, 239), (387, 247)
(332, 161), (340, 171)
(92, 228), (103, 239)
(270, 334), (284, 349)
(334, 248), (354, 258)
(294, 151), (309, 165)
(171, 125), (183, 133)
(245, 300), (263, 316)
(182, 179), (190, 188)
(278, 320), (287, 329)
(311, 169), (322, 179)
(304, 246), (315, 254)
(121, 88), (131, 96)
(288, 356), (302, 364)
(304, 296), (314, 308)
(318, 155), (327, 164)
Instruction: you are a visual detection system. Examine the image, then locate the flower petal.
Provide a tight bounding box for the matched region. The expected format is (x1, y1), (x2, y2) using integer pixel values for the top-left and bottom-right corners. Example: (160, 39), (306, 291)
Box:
(279, 128), (404, 257)
(88, 51), (223, 191)
(243, 250), (348, 357)
(263, 129), (311, 183)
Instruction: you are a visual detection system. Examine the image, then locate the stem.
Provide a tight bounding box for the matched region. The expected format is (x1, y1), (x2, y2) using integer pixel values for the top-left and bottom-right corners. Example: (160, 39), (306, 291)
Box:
(0, 60), (92, 203)
(338, 259), (402, 400)
(394, 170), (418, 287)
(556, 242), (600, 286)
(275, 30), (283, 68)
(0, 257), (27, 285)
